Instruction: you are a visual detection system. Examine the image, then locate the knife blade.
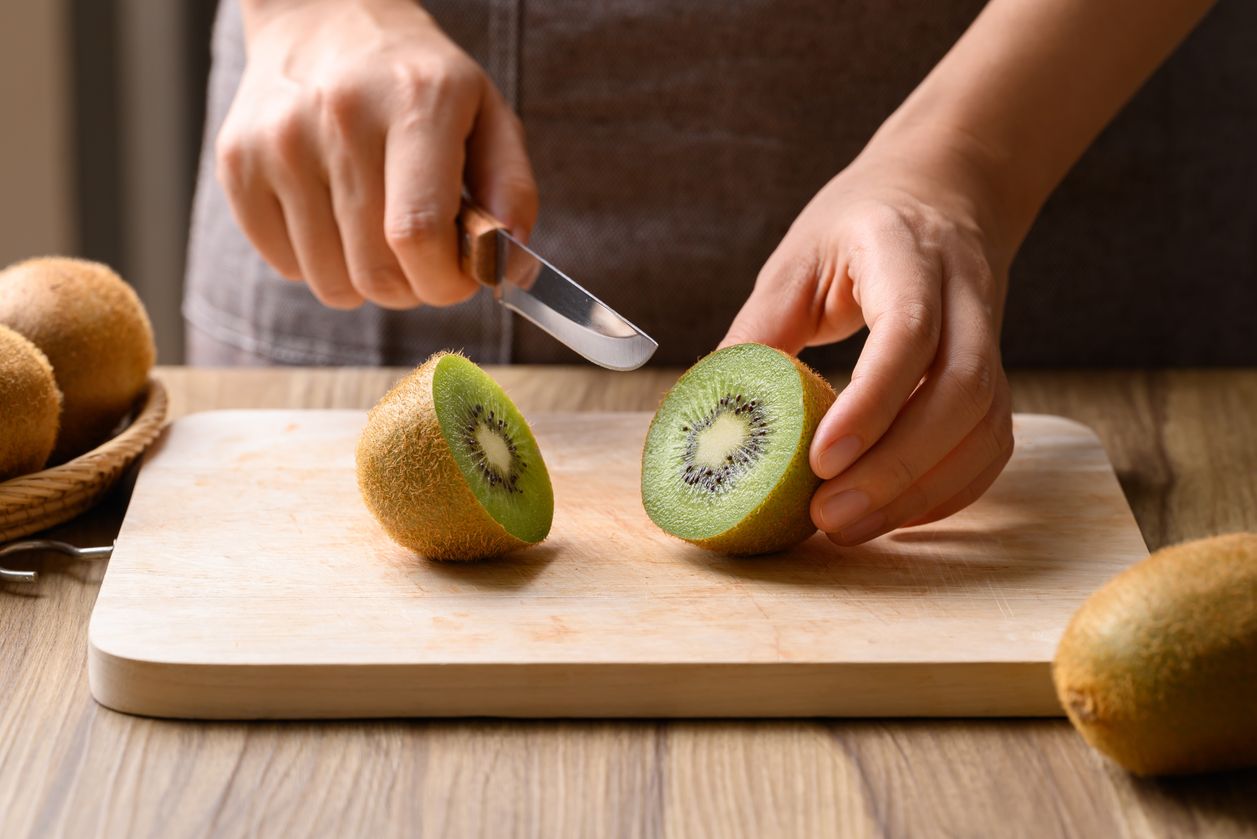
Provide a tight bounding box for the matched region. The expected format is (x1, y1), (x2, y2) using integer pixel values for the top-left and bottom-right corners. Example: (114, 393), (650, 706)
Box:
(458, 203), (658, 371)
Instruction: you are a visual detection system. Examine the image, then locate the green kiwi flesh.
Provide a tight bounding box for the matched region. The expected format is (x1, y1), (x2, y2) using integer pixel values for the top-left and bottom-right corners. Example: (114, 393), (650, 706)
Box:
(431, 353), (553, 545)
(640, 343), (836, 555)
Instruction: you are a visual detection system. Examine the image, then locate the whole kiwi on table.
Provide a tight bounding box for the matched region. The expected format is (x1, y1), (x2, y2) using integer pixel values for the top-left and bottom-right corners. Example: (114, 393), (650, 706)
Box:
(1053, 532), (1257, 776)
(640, 342), (837, 555)
(0, 257), (156, 462)
(0, 325), (63, 481)
(356, 351), (554, 561)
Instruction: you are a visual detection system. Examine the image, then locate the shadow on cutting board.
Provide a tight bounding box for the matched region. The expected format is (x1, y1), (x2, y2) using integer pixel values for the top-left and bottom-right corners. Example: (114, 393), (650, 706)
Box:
(419, 543), (560, 591)
(685, 517), (1071, 595)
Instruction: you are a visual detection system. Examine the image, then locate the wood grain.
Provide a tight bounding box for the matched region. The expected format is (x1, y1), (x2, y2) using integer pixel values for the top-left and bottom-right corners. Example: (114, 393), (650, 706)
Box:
(3, 367), (1256, 838)
(88, 411), (1145, 719)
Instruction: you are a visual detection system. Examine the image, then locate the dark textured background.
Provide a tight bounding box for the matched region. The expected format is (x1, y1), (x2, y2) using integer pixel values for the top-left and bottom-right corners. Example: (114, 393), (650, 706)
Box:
(182, 0), (1255, 367)
(515, 0), (1256, 368)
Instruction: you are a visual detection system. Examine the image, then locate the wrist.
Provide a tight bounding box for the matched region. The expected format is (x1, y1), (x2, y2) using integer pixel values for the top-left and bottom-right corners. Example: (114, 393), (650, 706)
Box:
(241, 0), (432, 41)
(861, 113), (1039, 272)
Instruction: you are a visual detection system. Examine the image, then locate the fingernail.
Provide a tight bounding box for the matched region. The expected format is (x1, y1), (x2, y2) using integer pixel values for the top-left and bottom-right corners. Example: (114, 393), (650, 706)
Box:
(818, 489), (871, 532)
(838, 511), (887, 545)
(817, 435), (862, 479)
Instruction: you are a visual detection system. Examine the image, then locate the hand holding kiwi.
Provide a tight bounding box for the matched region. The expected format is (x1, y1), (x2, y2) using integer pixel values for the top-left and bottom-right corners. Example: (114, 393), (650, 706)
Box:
(720, 148), (1015, 546)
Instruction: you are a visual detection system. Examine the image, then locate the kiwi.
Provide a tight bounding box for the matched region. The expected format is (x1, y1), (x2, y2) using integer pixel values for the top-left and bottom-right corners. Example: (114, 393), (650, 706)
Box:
(0, 257), (156, 462)
(641, 343), (837, 555)
(356, 351), (554, 561)
(1052, 532), (1257, 776)
(0, 325), (63, 480)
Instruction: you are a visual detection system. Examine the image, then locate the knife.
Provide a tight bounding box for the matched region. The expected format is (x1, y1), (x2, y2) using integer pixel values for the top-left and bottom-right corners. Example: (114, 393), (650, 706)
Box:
(457, 204), (658, 371)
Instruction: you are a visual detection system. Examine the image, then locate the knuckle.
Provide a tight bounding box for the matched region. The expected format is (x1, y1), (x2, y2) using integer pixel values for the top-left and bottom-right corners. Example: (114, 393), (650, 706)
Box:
(498, 169), (538, 202)
(885, 452), (919, 493)
(943, 349), (998, 418)
(384, 208), (447, 247)
(319, 81), (364, 129)
(353, 265), (408, 297)
(262, 109), (306, 161)
(431, 61), (480, 98)
(214, 132), (246, 185)
(757, 247), (816, 294)
(894, 299), (940, 352)
(392, 59), (478, 108)
(863, 203), (913, 237)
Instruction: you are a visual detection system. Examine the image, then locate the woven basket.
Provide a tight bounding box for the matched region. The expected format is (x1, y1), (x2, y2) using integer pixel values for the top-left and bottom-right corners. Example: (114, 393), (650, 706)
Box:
(0, 379), (168, 542)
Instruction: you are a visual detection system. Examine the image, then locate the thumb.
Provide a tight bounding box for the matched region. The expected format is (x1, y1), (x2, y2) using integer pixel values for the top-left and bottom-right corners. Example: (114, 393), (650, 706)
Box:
(719, 250), (818, 354)
(466, 83), (539, 242)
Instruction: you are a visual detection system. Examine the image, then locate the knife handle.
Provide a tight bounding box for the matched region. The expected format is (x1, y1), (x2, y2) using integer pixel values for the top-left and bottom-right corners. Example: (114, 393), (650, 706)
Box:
(457, 202), (506, 287)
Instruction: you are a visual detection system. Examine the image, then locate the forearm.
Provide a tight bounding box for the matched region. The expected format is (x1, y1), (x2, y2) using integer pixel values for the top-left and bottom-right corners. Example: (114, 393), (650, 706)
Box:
(870, 0), (1216, 259)
(239, 0), (430, 41)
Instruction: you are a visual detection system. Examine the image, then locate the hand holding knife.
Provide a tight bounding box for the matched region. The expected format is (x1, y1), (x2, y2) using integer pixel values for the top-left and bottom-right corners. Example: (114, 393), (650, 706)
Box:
(457, 204), (658, 371)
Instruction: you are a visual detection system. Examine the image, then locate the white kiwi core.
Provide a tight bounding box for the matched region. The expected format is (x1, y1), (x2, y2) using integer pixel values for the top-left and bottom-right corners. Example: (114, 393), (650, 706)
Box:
(475, 423), (514, 474)
(694, 413), (750, 468)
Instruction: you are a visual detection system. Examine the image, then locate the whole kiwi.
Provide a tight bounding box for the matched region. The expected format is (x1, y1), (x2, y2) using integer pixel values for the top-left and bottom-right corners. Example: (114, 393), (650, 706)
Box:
(1052, 532), (1257, 775)
(0, 325), (63, 480)
(0, 257), (155, 461)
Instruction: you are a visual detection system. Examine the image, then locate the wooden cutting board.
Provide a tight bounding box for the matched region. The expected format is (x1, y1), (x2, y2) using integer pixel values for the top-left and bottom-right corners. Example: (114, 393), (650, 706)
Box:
(88, 410), (1147, 719)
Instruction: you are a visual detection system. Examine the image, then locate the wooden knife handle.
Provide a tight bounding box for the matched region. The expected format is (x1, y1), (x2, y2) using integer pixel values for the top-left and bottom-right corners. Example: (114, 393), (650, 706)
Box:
(457, 202), (506, 287)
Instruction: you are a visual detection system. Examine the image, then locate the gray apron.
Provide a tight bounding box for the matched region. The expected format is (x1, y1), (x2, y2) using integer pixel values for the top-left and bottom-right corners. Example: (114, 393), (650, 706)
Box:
(185, 0), (1257, 367)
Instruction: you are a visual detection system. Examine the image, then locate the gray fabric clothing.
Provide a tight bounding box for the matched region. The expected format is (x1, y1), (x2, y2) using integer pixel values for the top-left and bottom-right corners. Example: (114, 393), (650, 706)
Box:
(185, 0), (1257, 368)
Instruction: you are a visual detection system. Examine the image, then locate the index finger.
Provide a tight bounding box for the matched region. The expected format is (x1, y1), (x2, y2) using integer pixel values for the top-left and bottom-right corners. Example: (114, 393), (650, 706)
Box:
(809, 241), (942, 479)
(382, 107), (477, 307)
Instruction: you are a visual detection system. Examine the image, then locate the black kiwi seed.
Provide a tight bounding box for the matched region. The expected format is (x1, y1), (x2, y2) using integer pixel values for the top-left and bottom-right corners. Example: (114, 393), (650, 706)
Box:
(677, 391), (771, 495)
(461, 404), (526, 494)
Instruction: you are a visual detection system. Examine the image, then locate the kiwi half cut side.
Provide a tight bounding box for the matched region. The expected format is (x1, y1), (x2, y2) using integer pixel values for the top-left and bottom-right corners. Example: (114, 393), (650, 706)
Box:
(641, 343), (837, 555)
(356, 352), (553, 561)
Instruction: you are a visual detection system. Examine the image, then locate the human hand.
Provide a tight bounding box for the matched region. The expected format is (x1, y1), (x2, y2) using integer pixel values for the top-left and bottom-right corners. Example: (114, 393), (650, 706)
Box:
(721, 134), (1015, 545)
(216, 0), (537, 310)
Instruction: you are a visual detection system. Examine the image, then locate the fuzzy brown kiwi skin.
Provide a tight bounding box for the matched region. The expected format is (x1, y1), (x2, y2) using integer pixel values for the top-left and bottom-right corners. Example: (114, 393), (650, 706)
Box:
(648, 346), (837, 556)
(0, 257), (155, 462)
(1052, 532), (1257, 776)
(0, 325), (63, 480)
(356, 353), (529, 561)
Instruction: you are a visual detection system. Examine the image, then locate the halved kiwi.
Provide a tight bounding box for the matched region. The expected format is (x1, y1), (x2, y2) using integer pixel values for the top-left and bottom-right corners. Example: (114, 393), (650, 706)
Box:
(356, 351), (553, 561)
(641, 343), (837, 555)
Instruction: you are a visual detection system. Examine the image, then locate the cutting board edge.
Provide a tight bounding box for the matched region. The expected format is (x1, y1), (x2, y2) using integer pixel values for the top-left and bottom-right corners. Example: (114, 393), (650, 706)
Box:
(87, 641), (1065, 719)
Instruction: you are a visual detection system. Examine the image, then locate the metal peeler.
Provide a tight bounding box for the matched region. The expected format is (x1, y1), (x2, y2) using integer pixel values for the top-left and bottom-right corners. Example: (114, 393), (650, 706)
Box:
(0, 540), (114, 583)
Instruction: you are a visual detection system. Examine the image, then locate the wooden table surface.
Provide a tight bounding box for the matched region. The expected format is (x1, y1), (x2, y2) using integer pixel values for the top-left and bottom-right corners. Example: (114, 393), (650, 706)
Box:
(2, 366), (1255, 838)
